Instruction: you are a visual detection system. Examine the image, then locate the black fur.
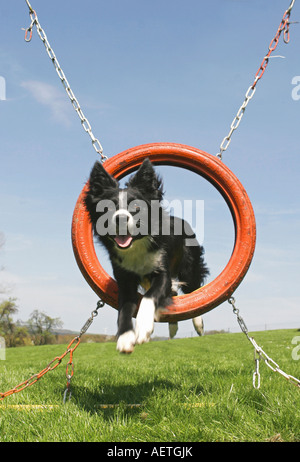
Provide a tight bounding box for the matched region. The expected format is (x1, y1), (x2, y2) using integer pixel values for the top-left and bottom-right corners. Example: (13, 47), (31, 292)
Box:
(84, 158), (209, 352)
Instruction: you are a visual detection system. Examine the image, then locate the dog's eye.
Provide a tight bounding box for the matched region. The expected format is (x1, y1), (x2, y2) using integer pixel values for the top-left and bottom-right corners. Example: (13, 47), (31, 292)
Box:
(131, 202), (141, 212)
(105, 204), (116, 212)
(128, 201), (141, 212)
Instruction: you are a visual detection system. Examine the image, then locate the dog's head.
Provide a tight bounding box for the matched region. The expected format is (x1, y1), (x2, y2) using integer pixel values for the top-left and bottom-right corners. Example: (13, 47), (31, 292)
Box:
(84, 158), (164, 250)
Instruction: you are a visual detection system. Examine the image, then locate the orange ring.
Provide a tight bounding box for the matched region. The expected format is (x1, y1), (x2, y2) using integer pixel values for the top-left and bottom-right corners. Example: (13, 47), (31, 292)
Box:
(72, 143), (256, 322)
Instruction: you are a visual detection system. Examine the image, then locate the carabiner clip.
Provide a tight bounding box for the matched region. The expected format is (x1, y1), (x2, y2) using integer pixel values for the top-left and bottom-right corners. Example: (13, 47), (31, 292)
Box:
(253, 350), (261, 389)
(284, 21), (299, 44)
(24, 27), (33, 42)
(24, 10), (37, 42)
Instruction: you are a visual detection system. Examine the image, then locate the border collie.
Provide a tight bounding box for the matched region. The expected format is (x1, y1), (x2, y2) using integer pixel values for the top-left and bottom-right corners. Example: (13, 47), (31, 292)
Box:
(84, 158), (209, 353)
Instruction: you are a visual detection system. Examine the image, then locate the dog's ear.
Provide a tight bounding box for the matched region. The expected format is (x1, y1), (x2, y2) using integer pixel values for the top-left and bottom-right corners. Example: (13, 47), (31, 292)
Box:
(84, 161), (118, 209)
(127, 158), (164, 201)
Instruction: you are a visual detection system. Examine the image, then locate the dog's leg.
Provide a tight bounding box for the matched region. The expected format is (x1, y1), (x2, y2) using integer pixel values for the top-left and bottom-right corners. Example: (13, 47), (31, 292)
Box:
(135, 271), (171, 344)
(115, 275), (139, 354)
(135, 297), (156, 344)
(117, 305), (136, 354)
(117, 331), (136, 354)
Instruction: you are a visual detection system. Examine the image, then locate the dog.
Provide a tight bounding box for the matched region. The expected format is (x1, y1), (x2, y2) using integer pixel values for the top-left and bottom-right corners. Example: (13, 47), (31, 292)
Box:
(84, 158), (209, 353)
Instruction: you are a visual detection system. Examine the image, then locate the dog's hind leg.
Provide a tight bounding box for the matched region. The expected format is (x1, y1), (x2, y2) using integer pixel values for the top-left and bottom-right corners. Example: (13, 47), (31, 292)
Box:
(167, 282), (180, 339)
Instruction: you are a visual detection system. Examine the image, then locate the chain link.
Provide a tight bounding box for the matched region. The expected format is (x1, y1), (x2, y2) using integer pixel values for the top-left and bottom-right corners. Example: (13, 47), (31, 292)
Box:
(0, 300), (104, 403)
(217, 0), (296, 160)
(228, 297), (300, 390)
(24, 1), (108, 163)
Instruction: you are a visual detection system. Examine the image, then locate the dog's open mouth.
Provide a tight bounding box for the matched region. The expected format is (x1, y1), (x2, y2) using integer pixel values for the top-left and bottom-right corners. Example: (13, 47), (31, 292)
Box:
(114, 235), (133, 249)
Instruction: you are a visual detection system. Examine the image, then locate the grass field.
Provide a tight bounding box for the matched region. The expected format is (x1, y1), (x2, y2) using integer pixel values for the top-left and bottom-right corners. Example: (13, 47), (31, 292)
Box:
(0, 329), (299, 442)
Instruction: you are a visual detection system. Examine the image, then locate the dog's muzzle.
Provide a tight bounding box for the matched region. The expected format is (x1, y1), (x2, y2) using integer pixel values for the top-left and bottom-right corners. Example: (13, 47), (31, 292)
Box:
(112, 209), (135, 234)
(112, 209), (135, 248)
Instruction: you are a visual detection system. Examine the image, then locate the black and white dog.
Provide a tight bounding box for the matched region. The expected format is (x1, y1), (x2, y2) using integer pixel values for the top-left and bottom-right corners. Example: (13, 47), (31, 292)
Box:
(84, 158), (209, 353)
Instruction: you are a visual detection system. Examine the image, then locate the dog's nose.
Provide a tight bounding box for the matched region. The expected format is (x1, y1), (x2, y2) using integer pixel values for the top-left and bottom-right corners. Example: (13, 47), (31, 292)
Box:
(112, 209), (133, 234)
(115, 212), (128, 227)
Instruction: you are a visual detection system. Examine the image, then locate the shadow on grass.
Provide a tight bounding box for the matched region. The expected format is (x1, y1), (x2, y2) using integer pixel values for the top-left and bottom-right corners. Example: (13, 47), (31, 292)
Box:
(69, 378), (206, 417)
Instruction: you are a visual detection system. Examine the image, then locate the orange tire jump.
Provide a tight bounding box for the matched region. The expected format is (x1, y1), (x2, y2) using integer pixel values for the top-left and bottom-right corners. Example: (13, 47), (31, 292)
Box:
(72, 143), (256, 322)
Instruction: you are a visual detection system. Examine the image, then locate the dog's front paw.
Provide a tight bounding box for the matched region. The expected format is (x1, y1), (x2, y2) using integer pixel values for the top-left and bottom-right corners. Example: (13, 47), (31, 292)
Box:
(116, 330), (136, 354)
(135, 323), (154, 344)
(135, 297), (155, 344)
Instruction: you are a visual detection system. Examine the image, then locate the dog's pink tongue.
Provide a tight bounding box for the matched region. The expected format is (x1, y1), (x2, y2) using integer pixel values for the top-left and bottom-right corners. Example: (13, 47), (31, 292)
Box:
(114, 235), (133, 248)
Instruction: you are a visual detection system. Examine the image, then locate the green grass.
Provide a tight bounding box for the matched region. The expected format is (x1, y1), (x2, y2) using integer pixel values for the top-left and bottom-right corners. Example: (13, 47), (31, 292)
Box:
(0, 329), (299, 442)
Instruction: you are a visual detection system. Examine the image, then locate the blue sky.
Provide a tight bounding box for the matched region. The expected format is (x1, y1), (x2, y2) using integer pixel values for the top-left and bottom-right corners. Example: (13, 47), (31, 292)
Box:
(0, 0), (299, 338)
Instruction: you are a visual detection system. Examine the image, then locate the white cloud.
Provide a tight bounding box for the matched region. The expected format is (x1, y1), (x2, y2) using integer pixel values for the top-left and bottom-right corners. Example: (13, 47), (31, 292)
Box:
(4, 234), (33, 253)
(21, 80), (72, 126)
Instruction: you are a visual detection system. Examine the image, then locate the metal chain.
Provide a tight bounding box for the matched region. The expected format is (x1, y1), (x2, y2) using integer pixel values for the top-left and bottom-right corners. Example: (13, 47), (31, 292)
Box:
(216, 0), (296, 160)
(24, 0), (296, 163)
(0, 300), (104, 403)
(24, 0), (108, 163)
(63, 300), (104, 402)
(19, 2), (107, 404)
(228, 297), (300, 390)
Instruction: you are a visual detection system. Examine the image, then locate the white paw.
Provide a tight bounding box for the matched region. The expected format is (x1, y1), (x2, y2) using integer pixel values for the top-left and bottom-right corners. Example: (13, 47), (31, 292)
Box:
(135, 297), (155, 344)
(116, 330), (135, 354)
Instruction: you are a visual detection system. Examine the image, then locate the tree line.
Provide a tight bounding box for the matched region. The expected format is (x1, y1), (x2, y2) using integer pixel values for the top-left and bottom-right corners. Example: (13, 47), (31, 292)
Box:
(0, 233), (63, 347)
(0, 298), (63, 347)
